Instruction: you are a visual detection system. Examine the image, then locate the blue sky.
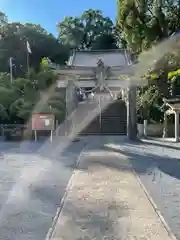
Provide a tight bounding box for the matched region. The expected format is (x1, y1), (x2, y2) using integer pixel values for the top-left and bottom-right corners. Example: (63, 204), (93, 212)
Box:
(0, 0), (117, 36)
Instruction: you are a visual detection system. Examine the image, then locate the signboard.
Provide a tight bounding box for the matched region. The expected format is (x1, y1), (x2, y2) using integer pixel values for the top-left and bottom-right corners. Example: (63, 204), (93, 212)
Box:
(31, 113), (55, 130)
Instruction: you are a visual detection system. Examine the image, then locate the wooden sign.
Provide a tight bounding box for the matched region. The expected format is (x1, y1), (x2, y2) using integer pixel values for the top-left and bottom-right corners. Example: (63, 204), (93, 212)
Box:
(32, 113), (55, 130)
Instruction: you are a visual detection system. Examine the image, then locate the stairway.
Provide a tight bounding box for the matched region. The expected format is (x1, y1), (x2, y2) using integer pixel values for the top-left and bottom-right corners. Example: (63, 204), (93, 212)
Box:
(55, 95), (127, 137)
(80, 97), (127, 135)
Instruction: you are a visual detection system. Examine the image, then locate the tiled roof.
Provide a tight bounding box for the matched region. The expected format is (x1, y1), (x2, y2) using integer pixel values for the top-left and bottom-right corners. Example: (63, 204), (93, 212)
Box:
(68, 50), (131, 67)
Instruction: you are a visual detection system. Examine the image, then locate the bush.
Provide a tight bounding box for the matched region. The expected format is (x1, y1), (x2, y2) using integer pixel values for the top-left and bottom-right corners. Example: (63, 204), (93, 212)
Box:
(137, 85), (163, 123)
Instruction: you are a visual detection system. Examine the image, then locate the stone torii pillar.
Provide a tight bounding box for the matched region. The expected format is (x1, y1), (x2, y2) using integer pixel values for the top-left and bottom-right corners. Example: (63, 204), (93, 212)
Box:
(127, 86), (137, 140)
(163, 105), (180, 142)
(163, 112), (168, 138)
(175, 111), (179, 142)
(65, 78), (78, 135)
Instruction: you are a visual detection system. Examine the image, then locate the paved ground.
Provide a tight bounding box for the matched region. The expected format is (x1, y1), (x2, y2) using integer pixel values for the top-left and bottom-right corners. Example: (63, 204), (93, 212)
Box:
(50, 136), (175, 240)
(124, 139), (180, 240)
(1, 137), (180, 239)
(0, 139), (86, 240)
(104, 138), (180, 240)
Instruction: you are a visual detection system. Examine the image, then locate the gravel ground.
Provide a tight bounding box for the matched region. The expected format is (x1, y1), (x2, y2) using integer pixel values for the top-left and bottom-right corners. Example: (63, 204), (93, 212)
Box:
(104, 138), (180, 240)
(0, 139), (86, 240)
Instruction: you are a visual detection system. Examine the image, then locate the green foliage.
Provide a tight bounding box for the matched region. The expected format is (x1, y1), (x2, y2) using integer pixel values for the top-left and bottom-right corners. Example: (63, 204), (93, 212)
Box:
(117, 0), (180, 106)
(116, 0), (179, 53)
(0, 68), (65, 123)
(1, 4), (180, 127)
(0, 17), (69, 76)
(91, 33), (118, 50)
(137, 85), (162, 121)
(0, 8), (121, 126)
(57, 9), (117, 50)
(40, 57), (49, 69)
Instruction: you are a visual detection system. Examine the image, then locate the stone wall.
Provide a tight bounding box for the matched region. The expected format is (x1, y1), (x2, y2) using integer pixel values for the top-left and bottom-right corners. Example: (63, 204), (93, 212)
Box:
(146, 123), (180, 137)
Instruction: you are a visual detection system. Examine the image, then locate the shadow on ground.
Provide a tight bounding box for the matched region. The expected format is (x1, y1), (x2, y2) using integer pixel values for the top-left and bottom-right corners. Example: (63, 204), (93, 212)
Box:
(68, 138), (180, 182)
(103, 144), (180, 180)
(142, 138), (180, 151)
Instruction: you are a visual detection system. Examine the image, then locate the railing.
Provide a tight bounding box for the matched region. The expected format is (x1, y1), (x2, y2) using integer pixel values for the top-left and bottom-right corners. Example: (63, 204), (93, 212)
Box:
(0, 124), (30, 141)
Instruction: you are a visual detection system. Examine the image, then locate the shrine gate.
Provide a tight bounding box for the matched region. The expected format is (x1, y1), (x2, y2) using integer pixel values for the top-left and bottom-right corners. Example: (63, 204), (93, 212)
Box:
(51, 50), (139, 139)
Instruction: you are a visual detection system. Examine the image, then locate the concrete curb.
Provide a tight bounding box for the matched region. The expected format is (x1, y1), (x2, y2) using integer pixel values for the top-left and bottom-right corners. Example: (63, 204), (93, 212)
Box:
(45, 142), (87, 240)
(132, 169), (177, 240)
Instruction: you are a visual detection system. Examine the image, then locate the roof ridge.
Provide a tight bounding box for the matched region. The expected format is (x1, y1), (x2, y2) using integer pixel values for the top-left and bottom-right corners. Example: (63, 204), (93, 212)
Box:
(73, 49), (125, 53)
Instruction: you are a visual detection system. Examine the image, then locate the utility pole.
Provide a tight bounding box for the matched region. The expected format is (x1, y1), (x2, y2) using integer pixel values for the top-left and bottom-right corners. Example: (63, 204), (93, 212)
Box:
(27, 51), (30, 79)
(9, 57), (13, 83)
(26, 40), (32, 79)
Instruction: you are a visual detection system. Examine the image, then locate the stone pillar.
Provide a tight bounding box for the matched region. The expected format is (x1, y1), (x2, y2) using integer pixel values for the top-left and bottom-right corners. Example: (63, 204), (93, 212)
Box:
(163, 112), (168, 138)
(175, 112), (179, 142)
(144, 119), (148, 138)
(66, 79), (78, 135)
(127, 86), (137, 141)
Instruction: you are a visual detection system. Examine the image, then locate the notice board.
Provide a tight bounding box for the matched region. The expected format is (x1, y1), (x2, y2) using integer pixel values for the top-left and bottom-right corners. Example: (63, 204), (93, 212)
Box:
(31, 113), (55, 130)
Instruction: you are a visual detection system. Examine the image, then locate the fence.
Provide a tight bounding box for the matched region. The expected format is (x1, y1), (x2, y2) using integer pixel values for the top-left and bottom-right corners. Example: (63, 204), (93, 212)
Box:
(0, 124), (31, 141)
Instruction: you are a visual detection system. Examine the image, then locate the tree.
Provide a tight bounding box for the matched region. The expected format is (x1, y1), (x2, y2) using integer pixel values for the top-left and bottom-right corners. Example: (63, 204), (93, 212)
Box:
(0, 67), (65, 123)
(0, 13), (69, 76)
(0, 11), (68, 126)
(140, 37), (180, 97)
(117, 0), (180, 98)
(57, 9), (117, 50)
(11, 67), (65, 122)
(0, 11), (8, 25)
(137, 85), (161, 121)
(116, 0), (180, 53)
(91, 33), (118, 50)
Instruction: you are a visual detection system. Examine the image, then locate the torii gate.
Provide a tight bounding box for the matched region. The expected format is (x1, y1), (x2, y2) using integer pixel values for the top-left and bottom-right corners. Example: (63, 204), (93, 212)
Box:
(51, 50), (141, 140)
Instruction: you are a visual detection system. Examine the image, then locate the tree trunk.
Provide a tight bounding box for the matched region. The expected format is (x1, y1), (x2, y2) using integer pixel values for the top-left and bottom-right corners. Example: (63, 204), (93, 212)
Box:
(127, 86), (137, 140)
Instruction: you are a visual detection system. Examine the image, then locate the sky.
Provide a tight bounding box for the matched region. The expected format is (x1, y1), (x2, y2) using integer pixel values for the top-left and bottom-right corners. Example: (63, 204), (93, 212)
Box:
(0, 0), (117, 36)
